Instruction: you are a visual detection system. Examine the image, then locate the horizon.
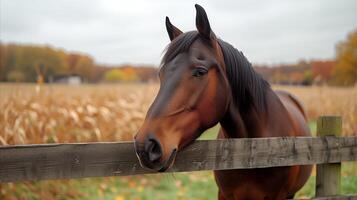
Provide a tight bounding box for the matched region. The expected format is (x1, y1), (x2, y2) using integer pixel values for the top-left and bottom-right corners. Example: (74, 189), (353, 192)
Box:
(0, 41), (338, 68)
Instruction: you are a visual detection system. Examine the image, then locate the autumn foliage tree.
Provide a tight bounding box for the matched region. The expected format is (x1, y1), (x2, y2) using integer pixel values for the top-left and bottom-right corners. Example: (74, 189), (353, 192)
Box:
(104, 67), (139, 82)
(0, 44), (67, 82)
(0, 44), (96, 82)
(332, 30), (357, 86)
(311, 61), (335, 83)
(66, 53), (95, 81)
(0, 43), (160, 83)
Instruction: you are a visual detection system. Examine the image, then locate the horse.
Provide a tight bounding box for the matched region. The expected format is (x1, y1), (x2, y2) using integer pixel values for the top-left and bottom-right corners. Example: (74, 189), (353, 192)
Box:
(134, 4), (312, 200)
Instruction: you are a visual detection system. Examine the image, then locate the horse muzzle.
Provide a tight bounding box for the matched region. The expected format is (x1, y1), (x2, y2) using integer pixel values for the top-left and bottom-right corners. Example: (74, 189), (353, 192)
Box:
(134, 133), (178, 172)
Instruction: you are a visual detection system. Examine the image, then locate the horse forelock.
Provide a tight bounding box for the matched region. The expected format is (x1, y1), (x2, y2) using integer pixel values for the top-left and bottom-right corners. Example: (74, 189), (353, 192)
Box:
(160, 31), (199, 69)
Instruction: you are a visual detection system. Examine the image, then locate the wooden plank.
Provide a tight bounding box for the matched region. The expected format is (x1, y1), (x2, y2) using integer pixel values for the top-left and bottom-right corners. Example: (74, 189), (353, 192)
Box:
(316, 116), (342, 197)
(0, 136), (356, 182)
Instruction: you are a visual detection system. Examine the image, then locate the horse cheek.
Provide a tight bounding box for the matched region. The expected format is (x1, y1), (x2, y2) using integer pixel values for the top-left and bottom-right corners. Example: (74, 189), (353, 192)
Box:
(199, 73), (226, 127)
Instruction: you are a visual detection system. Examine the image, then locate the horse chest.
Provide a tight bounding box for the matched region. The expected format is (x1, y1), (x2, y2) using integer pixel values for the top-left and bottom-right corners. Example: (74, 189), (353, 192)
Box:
(214, 167), (296, 199)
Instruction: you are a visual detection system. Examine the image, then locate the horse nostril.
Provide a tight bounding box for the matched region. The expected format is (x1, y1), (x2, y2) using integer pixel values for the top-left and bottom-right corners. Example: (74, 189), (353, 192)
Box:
(146, 138), (163, 163)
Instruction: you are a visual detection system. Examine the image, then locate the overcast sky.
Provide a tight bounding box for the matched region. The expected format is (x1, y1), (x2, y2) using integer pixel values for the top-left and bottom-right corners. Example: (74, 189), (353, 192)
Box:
(1, 0), (357, 66)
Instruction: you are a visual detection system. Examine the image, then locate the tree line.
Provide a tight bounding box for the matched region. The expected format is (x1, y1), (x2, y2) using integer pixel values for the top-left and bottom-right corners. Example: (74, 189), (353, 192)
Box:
(0, 30), (356, 86)
(255, 30), (357, 86)
(254, 60), (335, 85)
(0, 43), (158, 83)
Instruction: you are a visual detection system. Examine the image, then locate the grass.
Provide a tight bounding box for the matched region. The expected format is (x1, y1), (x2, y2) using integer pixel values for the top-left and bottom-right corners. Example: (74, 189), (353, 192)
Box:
(198, 125), (220, 140)
(75, 172), (218, 200)
(296, 162), (357, 198)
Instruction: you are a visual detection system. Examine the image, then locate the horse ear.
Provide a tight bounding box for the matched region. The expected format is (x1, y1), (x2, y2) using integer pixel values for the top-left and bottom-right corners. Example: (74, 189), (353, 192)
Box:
(195, 4), (214, 39)
(165, 17), (183, 41)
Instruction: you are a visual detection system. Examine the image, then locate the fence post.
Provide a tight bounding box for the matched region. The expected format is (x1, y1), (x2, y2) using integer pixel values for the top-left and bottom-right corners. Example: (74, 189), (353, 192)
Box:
(315, 116), (342, 197)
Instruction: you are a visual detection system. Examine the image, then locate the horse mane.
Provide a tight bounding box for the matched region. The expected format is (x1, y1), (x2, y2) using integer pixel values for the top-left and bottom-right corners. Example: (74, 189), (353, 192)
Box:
(161, 31), (270, 113)
(217, 39), (270, 112)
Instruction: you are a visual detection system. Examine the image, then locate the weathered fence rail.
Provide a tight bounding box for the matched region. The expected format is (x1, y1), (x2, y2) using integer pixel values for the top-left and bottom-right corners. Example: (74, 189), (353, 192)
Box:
(0, 136), (356, 182)
(0, 116), (356, 199)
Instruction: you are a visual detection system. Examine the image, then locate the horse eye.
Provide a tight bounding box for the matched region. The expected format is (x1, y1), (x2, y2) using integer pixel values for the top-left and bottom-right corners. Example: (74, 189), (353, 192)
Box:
(192, 67), (208, 77)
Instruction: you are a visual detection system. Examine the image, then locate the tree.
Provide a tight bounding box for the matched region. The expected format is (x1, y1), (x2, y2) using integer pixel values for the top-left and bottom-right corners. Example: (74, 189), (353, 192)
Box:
(0, 44), (5, 81)
(6, 70), (25, 82)
(332, 30), (357, 86)
(302, 70), (313, 85)
(0, 44), (68, 82)
(66, 53), (95, 81)
(104, 69), (126, 82)
(104, 68), (138, 83)
(120, 67), (139, 82)
(311, 61), (335, 82)
(73, 55), (95, 81)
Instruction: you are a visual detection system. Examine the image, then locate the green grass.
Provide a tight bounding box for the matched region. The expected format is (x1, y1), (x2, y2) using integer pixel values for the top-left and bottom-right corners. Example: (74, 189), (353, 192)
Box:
(198, 125), (220, 140)
(309, 120), (317, 135)
(296, 162), (357, 198)
(6, 172), (213, 200)
(71, 172), (218, 200)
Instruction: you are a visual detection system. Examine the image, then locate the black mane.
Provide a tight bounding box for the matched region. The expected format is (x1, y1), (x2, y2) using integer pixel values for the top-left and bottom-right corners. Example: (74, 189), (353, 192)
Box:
(217, 39), (270, 112)
(161, 31), (270, 112)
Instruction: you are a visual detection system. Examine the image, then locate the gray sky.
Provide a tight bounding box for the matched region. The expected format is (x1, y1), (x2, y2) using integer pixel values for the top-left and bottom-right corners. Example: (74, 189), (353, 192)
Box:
(1, 0), (357, 66)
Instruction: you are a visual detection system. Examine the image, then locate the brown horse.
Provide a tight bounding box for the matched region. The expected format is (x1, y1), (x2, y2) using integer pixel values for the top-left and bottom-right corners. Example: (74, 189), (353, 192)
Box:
(134, 4), (312, 200)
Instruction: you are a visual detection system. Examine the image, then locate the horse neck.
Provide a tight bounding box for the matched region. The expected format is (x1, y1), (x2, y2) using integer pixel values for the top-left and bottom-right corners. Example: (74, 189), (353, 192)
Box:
(219, 101), (263, 138)
(219, 88), (283, 138)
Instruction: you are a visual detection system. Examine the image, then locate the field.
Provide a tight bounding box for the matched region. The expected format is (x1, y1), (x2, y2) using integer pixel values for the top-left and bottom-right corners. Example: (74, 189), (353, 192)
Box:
(0, 83), (356, 199)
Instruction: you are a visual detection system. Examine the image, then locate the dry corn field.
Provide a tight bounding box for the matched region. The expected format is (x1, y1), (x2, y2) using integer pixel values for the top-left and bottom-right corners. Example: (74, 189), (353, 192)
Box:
(0, 83), (158, 145)
(274, 85), (357, 135)
(0, 83), (356, 146)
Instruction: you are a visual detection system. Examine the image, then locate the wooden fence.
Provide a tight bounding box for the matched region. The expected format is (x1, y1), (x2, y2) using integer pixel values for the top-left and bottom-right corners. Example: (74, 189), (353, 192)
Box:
(1, 116), (356, 199)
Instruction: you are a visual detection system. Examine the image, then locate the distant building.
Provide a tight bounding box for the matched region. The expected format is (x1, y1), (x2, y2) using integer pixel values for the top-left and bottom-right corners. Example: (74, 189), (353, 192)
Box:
(50, 74), (82, 85)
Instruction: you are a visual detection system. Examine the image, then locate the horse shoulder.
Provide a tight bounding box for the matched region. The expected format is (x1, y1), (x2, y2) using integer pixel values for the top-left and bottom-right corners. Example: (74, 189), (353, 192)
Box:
(274, 90), (310, 137)
(276, 90), (307, 119)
